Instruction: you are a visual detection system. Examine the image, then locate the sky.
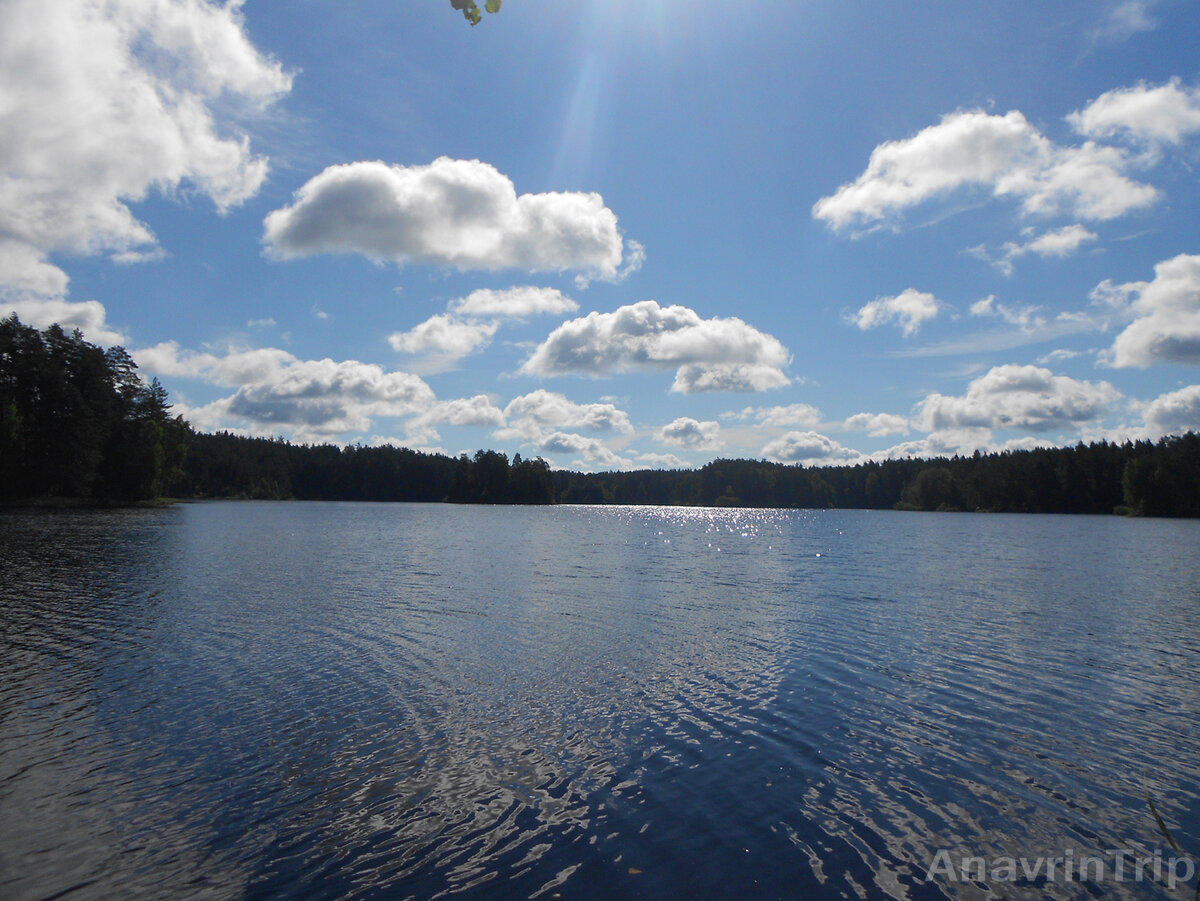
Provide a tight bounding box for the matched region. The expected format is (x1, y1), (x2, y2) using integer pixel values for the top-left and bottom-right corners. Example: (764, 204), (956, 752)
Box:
(3, 0), (1200, 470)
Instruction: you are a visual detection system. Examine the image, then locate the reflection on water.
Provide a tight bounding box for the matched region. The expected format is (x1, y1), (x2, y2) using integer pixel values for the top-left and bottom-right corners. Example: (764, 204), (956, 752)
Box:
(1, 503), (1198, 899)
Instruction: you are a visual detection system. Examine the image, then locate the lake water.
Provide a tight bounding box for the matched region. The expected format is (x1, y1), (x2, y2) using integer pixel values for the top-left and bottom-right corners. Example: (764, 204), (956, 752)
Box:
(1, 502), (1198, 900)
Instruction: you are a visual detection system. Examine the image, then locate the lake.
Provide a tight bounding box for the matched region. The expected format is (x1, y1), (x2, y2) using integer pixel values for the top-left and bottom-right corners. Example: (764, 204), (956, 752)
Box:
(1, 502), (1198, 899)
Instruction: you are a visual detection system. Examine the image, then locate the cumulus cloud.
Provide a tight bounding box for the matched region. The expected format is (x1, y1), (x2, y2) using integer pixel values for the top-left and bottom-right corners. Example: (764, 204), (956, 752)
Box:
(752, 403), (822, 428)
(0, 0), (291, 298)
(0, 242), (72, 300)
(1069, 78), (1200, 145)
(843, 412), (910, 436)
(671, 362), (790, 393)
(405, 394), (506, 444)
(224, 361), (432, 434)
(760, 431), (860, 465)
(813, 109), (1157, 233)
(388, 286), (580, 370)
(388, 314), (499, 358)
(537, 431), (631, 471)
(0, 298), (126, 346)
(497, 389), (633, 442)
(1103, 253), (1200, 367)
(449, 286), (578, 318)
(637, 452), (690, 469)
(136, 341), (434, 438)
(917, 364), (1120, 433)
(521, 300), (790, 393)
(263, 158), (637, 280)
(1023, 224), (1099, 258)
(851, 289), (941, 336)
(1142, 385), (1200, 436)
(656, 417), (722, 451)
(421, 395), (506, 428)
(874, 427), (999, 460)
(135, 341), (294, 384)
(498, 391), (638, 469)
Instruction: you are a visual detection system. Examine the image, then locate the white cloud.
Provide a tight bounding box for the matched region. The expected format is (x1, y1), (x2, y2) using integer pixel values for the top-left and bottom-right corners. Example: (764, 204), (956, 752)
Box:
(671, 362), (790, 394)
(449, 286), (578, 318)
(497, 389), (633, 442)
(263, 158), (637, 280)
(223, 359), (432, 435)
(135, 341), (434, 437)
(1091, 1), (1158, 42)
(997, 435), (1062, 453)
(1070, 78), (1200, 145)
(969, 295), (1046, 329)
(893, 311), (1106, 359)
(0, 242), (72, 299)
(1037, 348), (1084, 364)
(521, 300), (790, 393)
(423, 395), (506, 428)
(656, 417), (722, 451)
(368, 434), (448, 456)
(753, 403), (822, 428)
(918, 364), (1120, 433)
(760, 431), (860, 465)
(388, 287), (579, 371)
(637, 452), (690, 469)
(405, 394), (506, 444)
(388, 314), (499, 358)
(851, 289), (941, 336)
(977, 224), (1100, 276)
(0, 297), (125, 346)
(873, 429), (1059, 460)
(0, 0), (290, 298)
(843, 412), (910, 436)
(112, 247), (168, 265)
(574, 240), (647, 290)
(1104, 253), (1200, 367)
(537, 431), (632, 471)
(875, 427), (996, 460)
(813, 109), (1157, 233)
(1142, 385), (1200, 436)
(135, 341), (294, 385)
(1023, 224), (1099, 258)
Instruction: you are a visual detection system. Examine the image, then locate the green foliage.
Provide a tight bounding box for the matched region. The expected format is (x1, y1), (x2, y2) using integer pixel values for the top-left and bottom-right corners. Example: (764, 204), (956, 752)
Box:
(551, 438), (1200, 516)
(901, 467), (963, 511)
(1120, 433), (1200, 516)
(449, 0), (500, 26)
(0, 315), (188, 503)
(125, 427), (1200, 515)
(169, 435), (553, 505)
(4, 314), (1198, 515)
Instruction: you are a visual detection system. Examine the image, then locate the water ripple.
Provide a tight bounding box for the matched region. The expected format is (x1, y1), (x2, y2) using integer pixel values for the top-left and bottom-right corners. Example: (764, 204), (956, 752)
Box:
(1, 505), (1198, 899)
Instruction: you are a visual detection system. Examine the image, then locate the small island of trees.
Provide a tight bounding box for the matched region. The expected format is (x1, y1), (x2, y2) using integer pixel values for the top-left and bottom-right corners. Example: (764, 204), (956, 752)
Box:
(2, 315), (1198, 516)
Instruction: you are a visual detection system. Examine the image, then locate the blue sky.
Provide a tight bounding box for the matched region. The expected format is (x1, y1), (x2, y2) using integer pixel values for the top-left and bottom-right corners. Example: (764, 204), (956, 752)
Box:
(4, 0), (1200, 470)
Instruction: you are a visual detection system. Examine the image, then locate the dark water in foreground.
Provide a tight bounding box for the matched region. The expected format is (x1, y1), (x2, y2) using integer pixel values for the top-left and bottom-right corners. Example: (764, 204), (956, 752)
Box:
(1, 502), (1198, 900)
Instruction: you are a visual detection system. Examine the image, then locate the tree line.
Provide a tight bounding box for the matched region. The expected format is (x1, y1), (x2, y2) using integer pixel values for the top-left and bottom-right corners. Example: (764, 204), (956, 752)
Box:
(0, 316), (188, 502)
(175, 432), (554, 505)
(552, 437), (1200, 517)
(2, 315), (1197, 515)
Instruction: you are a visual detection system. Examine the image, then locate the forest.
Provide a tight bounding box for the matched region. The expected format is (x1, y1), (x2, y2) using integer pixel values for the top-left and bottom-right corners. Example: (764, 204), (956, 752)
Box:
(0, 316), (189, 502)
(2, 315), (1198, 516)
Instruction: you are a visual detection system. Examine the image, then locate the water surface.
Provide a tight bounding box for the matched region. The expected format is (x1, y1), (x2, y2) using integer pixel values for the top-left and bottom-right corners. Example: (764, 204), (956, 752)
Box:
(1, 503), (1198, 899)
